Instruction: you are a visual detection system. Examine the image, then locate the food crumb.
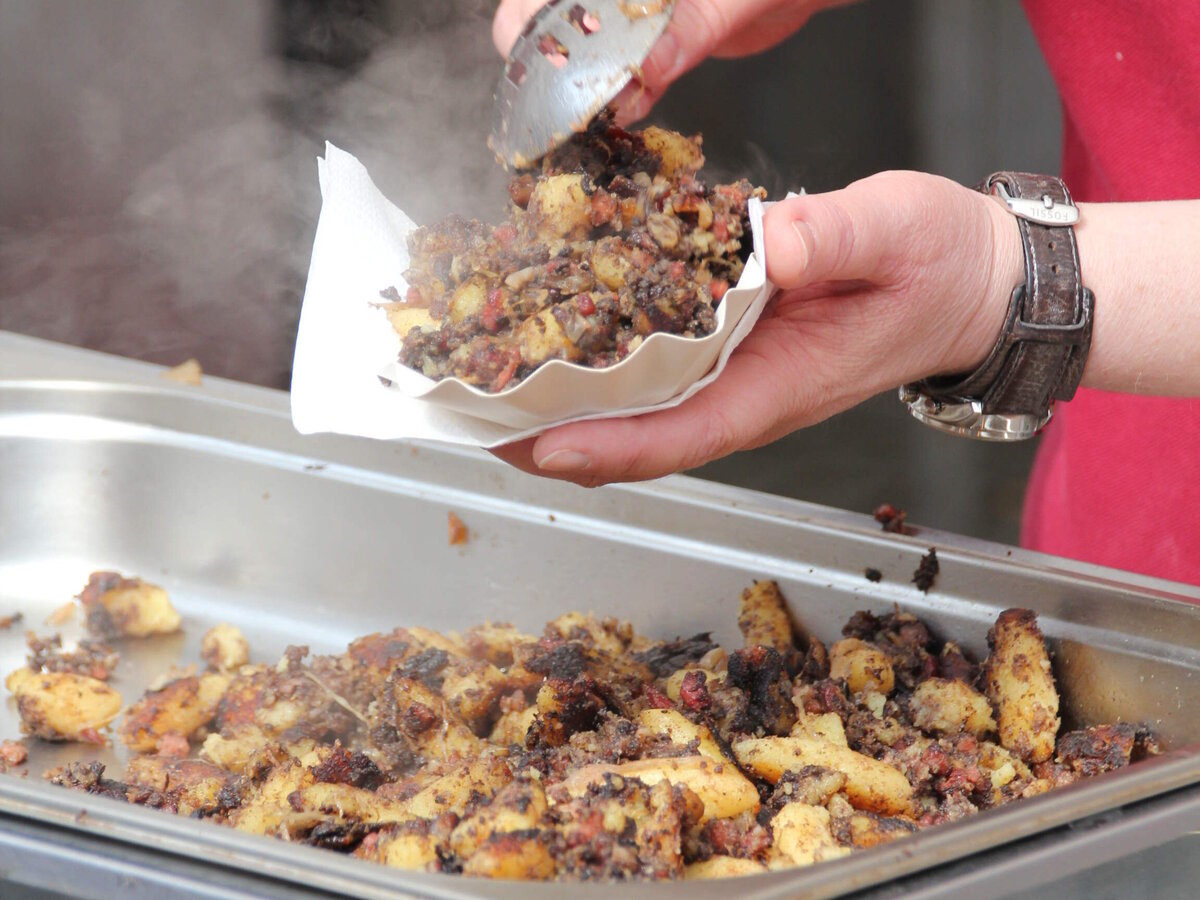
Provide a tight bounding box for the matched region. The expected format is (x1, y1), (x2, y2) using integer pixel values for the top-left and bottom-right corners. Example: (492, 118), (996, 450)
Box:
(162, 358), (203, 386)
(873, 503), (912, 535)
(912, 549), (939, 593)
(0, 740), (27, 770)
(157, 733), (190, 759)
(864, 568), (883, 583)
(45, 601), (77, 626)
(448, 512), (469, 546)
(0, 611), (22, 630)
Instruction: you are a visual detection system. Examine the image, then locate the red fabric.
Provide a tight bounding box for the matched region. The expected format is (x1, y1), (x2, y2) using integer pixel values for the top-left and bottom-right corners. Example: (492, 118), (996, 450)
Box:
(1019, 2), (1200, 586)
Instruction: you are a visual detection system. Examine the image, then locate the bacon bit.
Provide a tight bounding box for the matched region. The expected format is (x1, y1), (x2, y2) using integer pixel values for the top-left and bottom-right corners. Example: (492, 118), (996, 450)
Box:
(669, 261), (686, 280)
(493, 223), (518, 248)
(488, 350), (521, 392)
(447, 512), (469, 546)
(589, 191), (620, 227)
(642, 684), (674, 709)
(679, 670), (712, 712)
(45, 602), (77, 627)
(710, 279), (729, 302)
(712, 218), (729, 243)
(157, 733), (190, 758)
(358, 831), (381, 856)
(481, 288), (505, 333)
(0, 740), (27, 767)
(577, 293), (595, 316)
(873, 503), (911, 535)
(405, 285), (424, 304)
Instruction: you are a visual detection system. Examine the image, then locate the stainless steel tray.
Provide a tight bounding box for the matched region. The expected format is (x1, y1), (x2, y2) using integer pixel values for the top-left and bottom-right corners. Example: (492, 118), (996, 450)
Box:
(2, 331), (1199, 899)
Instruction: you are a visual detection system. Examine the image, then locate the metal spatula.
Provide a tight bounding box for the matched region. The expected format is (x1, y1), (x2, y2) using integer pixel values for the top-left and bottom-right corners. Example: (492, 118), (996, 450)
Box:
(489, 0), (676, 168)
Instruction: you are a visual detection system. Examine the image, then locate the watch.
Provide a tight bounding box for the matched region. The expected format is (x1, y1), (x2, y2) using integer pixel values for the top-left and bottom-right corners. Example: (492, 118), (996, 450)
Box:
(900, 172), (1094, 441)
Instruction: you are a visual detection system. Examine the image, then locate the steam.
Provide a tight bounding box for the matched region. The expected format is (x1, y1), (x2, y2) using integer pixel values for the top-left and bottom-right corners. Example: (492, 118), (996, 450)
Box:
(0, 1), (508, 387)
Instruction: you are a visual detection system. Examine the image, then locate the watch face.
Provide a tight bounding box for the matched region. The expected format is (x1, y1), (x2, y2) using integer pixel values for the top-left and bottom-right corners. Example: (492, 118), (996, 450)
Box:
(898, 387), (1050, 442)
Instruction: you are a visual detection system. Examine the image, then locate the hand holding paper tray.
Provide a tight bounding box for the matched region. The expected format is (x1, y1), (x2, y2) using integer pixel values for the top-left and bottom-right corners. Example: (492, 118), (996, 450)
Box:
(291, 144), (778, 447)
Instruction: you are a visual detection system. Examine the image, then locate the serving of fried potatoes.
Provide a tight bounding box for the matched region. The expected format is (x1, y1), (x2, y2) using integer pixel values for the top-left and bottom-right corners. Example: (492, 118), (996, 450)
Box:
(7, 572), (1156, 882)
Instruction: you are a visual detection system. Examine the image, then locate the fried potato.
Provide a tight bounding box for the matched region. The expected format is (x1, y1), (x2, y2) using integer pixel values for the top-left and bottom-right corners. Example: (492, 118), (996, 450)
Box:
(527, 174), (593, 241)
(489, 706), (537, 747)
(125, 757), (239, 816)
(368, 823), (445, 871)
(982, 608), (1060, 763)
(386, 305), (440, 339)
(829, 638), (895, 695)
(200, 623), (249, 671)
(636, 708), (729, 763)
(83, 575), (181, 638)
(738, 580), (797, 662)
(451, 777), (549, 858)
(733, 736), (913, 816)
(790, 712), (849, 747)
(5, 668), (122, 742)
(910, 677), (996, 737)
(838, 810), (919, 849)
(403, 755), (513, 820)
(769, 803), (848, 867)
(554, 755), (759, 823)
(462, 831), (556, 880)
(120, 673), (229, 752)
(642, 126), (704, 178)
(684, 856), (768, 879)
(514, 308), (582, 367)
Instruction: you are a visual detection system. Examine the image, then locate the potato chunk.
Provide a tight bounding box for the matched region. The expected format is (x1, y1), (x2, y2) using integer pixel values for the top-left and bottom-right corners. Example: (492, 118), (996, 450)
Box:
(982, 609), (1060, 763)
(5, 668), (122, 742)
(829, 638), (895, 695)
(642, 126), (705, 178)
(201, 623), (249, 672)
(120, 673), (229, 752)
(527, 174), (592, 241)
(910, 677), (996, 737)
(733, 736), (913, 816)
(684, 856), (768, 879)
(769, 803), (849, 868)
(737, 580), (796, 660)
(79, 572), (181, 638)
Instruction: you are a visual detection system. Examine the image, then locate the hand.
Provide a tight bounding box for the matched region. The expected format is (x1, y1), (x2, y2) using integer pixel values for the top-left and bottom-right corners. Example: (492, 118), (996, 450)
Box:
(492, 171), (1025, 486)
(493, 0), (849, 121)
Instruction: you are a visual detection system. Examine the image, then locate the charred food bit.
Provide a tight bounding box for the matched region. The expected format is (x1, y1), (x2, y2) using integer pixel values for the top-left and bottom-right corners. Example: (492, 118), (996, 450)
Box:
(912, 549), (939, 593)
(389, 114), (765, 391)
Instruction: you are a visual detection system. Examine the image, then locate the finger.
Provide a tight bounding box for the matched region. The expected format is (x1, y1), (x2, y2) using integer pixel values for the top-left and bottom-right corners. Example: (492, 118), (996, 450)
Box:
(763, 172), (923, 290)
(525, 329), (806, 484)
(488, 437), (540, 476)
(492, 0), (545, 56)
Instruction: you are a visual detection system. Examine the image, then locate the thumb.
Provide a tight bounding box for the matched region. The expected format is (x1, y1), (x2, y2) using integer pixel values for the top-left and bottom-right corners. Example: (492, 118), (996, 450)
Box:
(762, 175), (912, 289)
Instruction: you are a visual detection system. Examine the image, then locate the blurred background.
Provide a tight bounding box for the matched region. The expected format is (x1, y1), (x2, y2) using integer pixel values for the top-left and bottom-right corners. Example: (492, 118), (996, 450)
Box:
(0, 0), (1061, 544)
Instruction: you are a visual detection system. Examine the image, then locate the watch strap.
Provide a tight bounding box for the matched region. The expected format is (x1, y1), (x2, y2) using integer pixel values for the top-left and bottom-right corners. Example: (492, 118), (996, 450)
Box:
(917, 172), (1093, 416)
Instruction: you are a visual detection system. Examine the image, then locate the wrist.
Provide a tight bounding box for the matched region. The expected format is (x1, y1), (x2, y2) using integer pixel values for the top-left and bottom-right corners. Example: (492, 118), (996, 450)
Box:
(953, 193), (1026, 374)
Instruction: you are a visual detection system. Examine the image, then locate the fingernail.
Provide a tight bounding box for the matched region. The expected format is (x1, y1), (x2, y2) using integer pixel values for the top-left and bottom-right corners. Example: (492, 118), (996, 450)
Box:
(536, 449), (591, 473)
(790, 220), (813, 273)
(645, 29), (683, 83)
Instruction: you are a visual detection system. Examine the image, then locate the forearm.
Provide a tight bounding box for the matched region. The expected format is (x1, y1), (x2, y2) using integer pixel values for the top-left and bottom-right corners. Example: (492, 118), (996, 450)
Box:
(1075, 200), (1200, 396)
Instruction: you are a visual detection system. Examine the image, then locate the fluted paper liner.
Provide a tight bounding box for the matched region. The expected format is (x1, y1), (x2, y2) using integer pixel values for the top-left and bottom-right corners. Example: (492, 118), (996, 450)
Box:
(292, 143), (777, 447)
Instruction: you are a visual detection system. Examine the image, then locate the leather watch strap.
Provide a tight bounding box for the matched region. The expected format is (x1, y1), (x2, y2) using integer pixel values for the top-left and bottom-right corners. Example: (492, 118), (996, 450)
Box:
(918, 172), (1093, 416)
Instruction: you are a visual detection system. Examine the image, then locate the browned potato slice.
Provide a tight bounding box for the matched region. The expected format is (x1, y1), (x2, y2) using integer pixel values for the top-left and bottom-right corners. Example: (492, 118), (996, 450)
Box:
(200, 623), (249, 671)
(829, 638), (895, 695)
(451, 777), (549, 858)
(737, 580), (796, 660)
(125, 757), (239, 816)
(733, 736), (913, 816)
(462, 832), (556, 879)
(121, 673), (229, 752)
(910, 677), (996, 737)
(373, 824), (445, 871)
(386, 305), (440, 338)
(684, 856), (769, 879)
(769, 802), (849, 867)
(448, 275), (490, 324)
(514, 309), (583, 367)
(636, 708), (729, 763)
(982, 609), (1060, 763)
(82, 574), (181, 638)
(642, 126), (705, 178)
(554, 755), (759, 823)
(5, 668), (122, 742)
(403, 755), (513, 820)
